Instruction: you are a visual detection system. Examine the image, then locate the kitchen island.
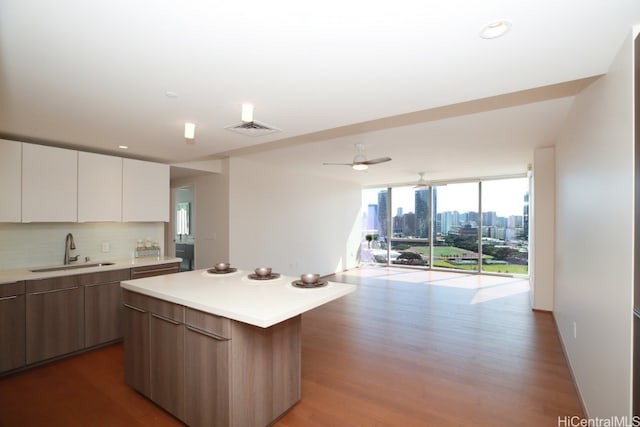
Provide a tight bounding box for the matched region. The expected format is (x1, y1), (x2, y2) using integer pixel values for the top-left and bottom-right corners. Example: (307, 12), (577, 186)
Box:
(120, 268), (356, 427)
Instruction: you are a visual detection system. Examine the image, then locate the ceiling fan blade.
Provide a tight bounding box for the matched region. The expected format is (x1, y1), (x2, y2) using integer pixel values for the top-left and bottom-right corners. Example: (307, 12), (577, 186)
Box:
(361, 157), (392, 165)
(323, 162), (354, 166)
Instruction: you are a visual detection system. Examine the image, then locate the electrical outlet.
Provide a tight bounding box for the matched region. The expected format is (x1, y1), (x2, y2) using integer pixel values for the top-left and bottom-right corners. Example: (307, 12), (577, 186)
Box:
(101, 241), (110, 253)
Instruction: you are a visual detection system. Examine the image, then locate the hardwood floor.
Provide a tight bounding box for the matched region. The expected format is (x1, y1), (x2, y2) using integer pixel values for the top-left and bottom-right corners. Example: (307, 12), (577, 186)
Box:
(0, 267), (584, 426)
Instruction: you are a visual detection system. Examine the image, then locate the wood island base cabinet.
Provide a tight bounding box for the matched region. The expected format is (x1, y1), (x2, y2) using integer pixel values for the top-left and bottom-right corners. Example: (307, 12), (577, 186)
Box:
(123, 289), (301, 427)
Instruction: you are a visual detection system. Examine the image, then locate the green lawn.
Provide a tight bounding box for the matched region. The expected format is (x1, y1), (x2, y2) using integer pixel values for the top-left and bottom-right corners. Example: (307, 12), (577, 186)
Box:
(416, 246), (529, 274)
(414, 246), (472, 257)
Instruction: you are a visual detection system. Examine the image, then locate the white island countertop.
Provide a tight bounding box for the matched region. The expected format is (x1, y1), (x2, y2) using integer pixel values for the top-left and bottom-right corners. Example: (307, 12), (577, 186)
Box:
(120, 268), (357, 328)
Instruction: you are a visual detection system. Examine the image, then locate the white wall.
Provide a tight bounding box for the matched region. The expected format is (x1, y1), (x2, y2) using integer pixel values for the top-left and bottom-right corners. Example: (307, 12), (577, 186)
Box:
(555, 32), (634, 417)
(171, 160), (230, 269)
(228, 157), (362, 276)
(530, 147), (555, 311)
(0, 222), (164, 270)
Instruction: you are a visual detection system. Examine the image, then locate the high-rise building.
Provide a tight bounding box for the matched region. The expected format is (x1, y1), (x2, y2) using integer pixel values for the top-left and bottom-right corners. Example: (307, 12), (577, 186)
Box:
(377, 190), (388, 238)
(482, 211), (497, 227)
(432, 186), (437, 228)
(440, 211), (454, 236)
(367, 204), (378, 230)
(465, 211), (479, 226)
(415, 188), (428, 238)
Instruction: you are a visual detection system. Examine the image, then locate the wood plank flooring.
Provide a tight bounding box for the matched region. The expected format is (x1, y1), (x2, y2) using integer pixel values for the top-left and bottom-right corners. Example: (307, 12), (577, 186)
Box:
(0, 267), (584, 426)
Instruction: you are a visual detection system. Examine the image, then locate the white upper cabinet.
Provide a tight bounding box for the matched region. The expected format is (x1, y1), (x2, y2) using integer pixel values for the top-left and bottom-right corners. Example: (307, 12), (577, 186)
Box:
(78, 152), (123, 222)
(0, 139), (22, 222)
(22, 144), (78, 222)
(122, 158), (170, 222)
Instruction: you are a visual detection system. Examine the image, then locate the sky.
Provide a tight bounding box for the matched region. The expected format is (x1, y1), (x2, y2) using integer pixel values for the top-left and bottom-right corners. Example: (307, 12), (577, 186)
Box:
(363, 177), (529, 218)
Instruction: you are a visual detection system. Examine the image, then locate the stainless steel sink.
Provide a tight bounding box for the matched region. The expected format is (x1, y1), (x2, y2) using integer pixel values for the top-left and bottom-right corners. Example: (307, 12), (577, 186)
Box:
(30, 262), (116, 273)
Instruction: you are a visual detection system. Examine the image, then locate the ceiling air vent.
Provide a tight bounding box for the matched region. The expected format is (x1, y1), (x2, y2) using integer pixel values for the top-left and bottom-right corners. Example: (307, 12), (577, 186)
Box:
(224, 120), (281, 137)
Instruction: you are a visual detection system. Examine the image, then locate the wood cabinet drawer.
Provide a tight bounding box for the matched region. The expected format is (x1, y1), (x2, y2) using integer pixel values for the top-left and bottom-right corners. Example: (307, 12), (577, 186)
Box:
(123, 290), (184, 323)
(27, 268), (130, 293)
(130, 263), (180, 280)
(79, 269), (130, 286)
(0, 281), (25, 298)
(150, 298), (184, 323)
(123, 289), (152, 312)
(185, 308), (231, 339)
(26, 276), (82, 294)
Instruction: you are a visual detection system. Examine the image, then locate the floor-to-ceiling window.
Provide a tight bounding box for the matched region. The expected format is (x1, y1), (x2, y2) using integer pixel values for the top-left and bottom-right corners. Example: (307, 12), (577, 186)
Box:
(433, 182), (479, 271)
(480, 178), (529, 274)
(360, 176), (529, 276)
(389, 185), (430, 267)
(361, 187), (391, 265)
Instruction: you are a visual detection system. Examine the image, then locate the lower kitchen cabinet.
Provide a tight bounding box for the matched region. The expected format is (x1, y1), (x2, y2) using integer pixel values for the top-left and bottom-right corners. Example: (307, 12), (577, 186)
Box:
(26, 276), (84, 364)
(227, 316), (301, 427)
(84, 269), (130, 347)
(150, 308), (185, 420)
(123, 289), (301, 427)
(123, 290), (186, 420)
(0, 261), (180, 376)
(184, 308), (231, 427)
(123, 293), (151, 397)
(0, 281), (26, 372)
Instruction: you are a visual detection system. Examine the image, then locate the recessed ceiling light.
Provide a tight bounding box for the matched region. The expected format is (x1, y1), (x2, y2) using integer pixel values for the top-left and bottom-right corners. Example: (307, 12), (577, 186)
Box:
(184, 122), (196, 140)
(241, 103), (254, 122)
(480, 20), (511, 39)
(165, 91), (178, 98)
(118, 145), (128, 149)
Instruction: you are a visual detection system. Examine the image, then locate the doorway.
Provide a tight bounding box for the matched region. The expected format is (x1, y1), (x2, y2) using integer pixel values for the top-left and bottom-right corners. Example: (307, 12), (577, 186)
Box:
(174, 186), (194, 271)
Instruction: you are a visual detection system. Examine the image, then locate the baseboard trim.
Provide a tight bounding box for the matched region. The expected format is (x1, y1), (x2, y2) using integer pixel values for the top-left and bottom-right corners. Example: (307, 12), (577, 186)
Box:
(551, 312), (589, 418)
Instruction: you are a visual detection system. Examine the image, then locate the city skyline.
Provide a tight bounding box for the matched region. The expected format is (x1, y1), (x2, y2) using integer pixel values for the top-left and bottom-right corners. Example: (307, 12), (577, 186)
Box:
(362, 178), (528, 218)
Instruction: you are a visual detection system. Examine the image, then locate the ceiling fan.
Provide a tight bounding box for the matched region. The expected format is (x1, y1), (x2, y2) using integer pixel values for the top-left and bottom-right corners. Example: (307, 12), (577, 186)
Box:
(323, 144), (392, 171)
(414, 172), (428, 189)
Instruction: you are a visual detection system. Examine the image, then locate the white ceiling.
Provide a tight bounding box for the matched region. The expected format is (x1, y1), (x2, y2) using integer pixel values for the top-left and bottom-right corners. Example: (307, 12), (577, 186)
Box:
(1, 1), (639, 186)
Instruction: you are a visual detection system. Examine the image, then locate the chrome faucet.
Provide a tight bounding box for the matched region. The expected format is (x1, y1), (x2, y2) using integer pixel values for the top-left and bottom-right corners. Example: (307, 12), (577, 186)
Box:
(64, 233), (78, 264)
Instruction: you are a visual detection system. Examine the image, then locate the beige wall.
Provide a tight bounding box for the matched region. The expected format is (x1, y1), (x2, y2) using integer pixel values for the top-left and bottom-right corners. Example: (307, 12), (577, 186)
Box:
(530, 147), (555, 311)
(228, 157), (362, 276)
(555, 30), (635, 417)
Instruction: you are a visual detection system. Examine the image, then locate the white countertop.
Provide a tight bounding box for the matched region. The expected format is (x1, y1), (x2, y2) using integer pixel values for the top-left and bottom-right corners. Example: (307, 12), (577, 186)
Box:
(0, 257), (182, 284)
(120, 268), (357, 328)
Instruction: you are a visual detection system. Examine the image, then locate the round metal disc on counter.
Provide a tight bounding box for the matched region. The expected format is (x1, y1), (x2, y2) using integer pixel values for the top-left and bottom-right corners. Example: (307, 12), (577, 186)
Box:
(248, 273), (281, 280)
(206, 267), (237, 274)
(291, 280), (328, 288)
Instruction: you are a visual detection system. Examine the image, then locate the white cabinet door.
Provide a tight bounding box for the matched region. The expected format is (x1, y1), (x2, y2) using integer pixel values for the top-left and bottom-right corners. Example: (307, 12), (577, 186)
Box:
(122, 159), (169, 222)
(78, 152), (122, 222)
(22, 144), (78, 222)
(0, 139), (22, 222)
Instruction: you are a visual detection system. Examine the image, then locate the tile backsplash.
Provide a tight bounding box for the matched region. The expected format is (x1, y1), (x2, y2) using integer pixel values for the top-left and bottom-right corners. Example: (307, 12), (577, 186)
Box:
(0, 222), (164, 270)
